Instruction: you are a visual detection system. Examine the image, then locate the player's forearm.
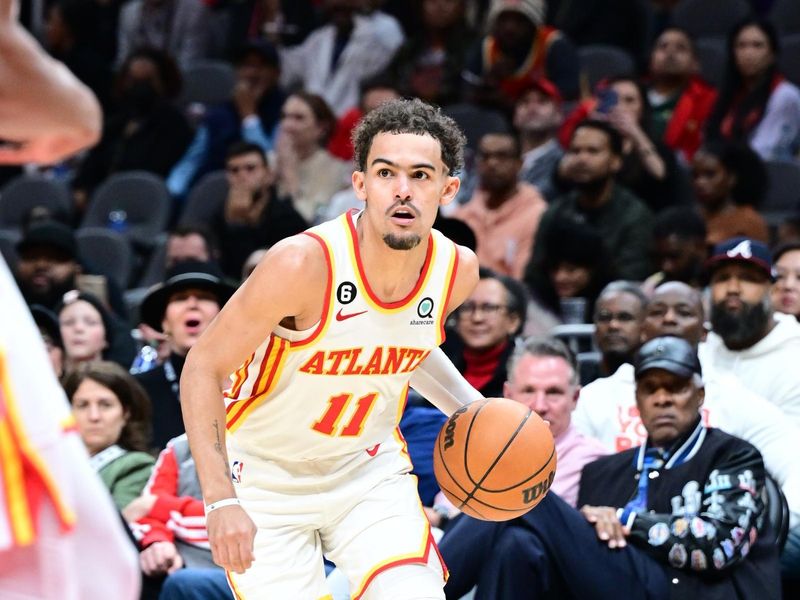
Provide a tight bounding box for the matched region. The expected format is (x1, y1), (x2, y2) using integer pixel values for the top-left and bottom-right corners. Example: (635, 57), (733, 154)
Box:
(409, 347), (483, 416)
(180, 358), (236, 504)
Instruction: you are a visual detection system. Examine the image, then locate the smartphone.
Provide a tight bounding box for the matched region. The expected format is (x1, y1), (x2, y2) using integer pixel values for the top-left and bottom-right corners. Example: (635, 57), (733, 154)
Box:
(76, 274), (109, 307)
(595, 88), (619, 115)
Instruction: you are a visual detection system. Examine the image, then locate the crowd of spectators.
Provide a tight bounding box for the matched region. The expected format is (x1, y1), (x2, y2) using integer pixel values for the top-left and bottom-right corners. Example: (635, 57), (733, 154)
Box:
(6, 0), (800, 598)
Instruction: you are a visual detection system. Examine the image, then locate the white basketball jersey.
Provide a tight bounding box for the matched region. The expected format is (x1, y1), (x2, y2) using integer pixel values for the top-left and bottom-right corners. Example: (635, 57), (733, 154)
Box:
(225, 211), (459, 461)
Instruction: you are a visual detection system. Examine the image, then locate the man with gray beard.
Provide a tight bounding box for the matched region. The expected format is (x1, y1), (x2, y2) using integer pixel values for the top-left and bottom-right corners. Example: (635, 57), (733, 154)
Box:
(700, 237), (800, 427)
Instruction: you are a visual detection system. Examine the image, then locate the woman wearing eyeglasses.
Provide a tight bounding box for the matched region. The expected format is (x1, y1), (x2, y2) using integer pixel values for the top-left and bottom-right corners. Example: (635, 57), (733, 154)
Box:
(442, 268), (528, 398)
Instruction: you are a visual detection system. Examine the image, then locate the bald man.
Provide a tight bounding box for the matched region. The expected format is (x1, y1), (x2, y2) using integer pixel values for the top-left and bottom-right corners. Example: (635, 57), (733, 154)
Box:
(573, 281), (800, 530)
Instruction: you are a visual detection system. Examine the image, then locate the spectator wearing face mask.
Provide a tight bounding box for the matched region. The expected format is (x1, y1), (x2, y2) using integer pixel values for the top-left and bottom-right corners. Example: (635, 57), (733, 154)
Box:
(71, 47), (192, 213)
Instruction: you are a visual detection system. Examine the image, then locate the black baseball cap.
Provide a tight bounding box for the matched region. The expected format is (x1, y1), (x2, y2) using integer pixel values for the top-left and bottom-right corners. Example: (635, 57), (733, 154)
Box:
(140, 260), (237, 331)
(706, 237), (774, 280)
(16, 221), (77, 260)
(635, 336), (702, 380)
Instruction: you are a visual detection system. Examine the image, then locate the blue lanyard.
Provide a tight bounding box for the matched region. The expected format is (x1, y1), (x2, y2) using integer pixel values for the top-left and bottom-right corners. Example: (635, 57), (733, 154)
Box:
(622, 422), (705, 518)
(623, 448), (666, 515)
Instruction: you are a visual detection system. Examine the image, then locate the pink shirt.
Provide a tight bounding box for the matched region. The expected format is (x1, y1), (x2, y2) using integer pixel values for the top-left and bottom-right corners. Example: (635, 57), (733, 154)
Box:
(454, 182), (546, 279)
(551, 424), (608, 508)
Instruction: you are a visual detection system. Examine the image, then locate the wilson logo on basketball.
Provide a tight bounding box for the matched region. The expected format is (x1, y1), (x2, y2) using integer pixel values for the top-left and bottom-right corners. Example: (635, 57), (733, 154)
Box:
(522, 470), (555, 504)
(433, 398), (556, 522)
(443, 405), (468, 450)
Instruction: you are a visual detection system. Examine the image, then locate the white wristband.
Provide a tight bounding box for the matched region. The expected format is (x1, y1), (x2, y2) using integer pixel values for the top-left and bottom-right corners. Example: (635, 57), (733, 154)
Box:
(205, 498), (241, 515)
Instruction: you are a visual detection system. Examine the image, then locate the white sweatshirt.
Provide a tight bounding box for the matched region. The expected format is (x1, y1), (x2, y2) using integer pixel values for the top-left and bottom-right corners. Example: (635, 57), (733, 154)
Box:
(573, 363), (800, 528)
(699, 312), (800, 428)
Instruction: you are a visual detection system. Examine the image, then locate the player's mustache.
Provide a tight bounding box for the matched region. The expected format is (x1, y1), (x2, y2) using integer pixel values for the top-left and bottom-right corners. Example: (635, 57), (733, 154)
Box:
(385, 200), (421, 217)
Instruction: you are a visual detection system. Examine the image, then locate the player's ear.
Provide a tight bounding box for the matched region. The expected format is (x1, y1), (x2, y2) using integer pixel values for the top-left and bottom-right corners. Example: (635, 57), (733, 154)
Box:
(352, 170), (367, 201)
(439, 174), (460, 207)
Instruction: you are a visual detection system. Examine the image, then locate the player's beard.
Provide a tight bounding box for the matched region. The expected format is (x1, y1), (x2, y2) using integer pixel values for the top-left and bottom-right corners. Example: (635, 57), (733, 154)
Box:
(383, 233), (422, 250)
(383, 199), (422, 250)
(710, 295), (771, 350)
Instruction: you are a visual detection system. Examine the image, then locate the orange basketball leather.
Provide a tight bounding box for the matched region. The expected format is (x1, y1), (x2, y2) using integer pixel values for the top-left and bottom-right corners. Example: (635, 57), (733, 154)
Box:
(433, 398), (557, 521)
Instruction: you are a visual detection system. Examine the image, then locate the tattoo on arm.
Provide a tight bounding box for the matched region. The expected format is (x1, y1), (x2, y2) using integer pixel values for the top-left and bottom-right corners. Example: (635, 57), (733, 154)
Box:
(213, 419), (223, 454)
(212, 419), (230, 476)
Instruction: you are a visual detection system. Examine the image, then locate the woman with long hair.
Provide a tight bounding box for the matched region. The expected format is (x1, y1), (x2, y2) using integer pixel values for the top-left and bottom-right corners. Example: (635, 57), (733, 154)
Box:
(274, 91), (350, 224)
(705, 17), (800, 160)
(690, 140), (769, 246)
(63, 361), (155, 510)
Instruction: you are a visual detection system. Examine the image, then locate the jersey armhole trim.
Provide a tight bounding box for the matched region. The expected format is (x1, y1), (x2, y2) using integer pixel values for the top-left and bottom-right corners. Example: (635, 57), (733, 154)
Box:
(289, 232), (334, 349)
(436, 244), (460, 345)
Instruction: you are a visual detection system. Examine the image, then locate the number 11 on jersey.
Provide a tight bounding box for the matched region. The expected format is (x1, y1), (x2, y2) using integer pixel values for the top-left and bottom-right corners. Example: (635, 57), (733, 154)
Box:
(312, 392), (378, 437)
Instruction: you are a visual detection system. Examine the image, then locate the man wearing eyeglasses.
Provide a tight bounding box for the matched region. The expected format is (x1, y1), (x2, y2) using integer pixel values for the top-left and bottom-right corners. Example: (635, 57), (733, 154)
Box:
(453, 131), (546, 279)
(213, 141), (307, 279)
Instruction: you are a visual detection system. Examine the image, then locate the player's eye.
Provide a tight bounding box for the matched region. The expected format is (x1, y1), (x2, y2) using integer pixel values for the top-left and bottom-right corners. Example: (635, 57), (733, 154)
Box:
(377, 168), (392, 177)
(412, 171), (429, 180)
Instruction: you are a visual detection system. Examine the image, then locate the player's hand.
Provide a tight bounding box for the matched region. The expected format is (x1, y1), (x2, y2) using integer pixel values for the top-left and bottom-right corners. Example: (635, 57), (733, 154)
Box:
(206, 504), (257, 574)
(140, 541), (184, 576)
(580, 505), (628, 549)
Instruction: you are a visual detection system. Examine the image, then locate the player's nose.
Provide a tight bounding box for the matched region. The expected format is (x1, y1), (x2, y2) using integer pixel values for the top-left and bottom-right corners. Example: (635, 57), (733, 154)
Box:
(393, 173), (411, 199)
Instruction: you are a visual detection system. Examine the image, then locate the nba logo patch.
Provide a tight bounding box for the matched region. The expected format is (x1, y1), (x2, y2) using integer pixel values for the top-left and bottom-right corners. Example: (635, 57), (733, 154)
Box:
(231, 460), (244, 483)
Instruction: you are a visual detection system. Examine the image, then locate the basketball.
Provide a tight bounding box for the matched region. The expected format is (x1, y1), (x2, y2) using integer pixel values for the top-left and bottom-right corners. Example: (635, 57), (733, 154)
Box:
(433, 398), (557, 521)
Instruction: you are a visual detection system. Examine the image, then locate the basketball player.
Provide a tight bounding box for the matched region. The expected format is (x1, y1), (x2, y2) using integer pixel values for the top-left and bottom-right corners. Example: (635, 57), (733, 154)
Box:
(0, 2), (138, 597)
(181, 98), (484, 598)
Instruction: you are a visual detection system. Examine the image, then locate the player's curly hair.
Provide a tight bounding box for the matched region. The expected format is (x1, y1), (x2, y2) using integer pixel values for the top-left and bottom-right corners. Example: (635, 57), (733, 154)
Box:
(352, 98), (466, 175)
